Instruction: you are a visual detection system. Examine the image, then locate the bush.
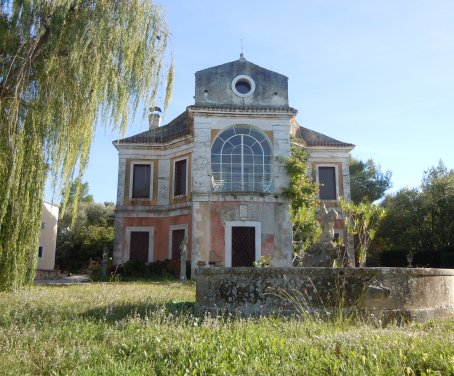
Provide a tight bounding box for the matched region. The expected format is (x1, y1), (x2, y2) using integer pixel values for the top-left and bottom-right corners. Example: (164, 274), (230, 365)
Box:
(380, 249), (408, 267)
(412, 250), (441, 268)
(123, 260), (149, 278)
(116, 259), (191, 280)
(379, 249), (449, 268)
(440, 245), (454, 268)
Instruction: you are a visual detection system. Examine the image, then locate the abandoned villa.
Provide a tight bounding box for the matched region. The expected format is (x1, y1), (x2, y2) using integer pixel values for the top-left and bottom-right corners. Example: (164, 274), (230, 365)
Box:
(112, 55), (354, 271)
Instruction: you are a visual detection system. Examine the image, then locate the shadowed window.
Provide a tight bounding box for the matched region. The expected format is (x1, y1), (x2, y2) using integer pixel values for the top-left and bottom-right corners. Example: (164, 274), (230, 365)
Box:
(174, 159), (187, 196)
(130, 231), (149, 263)
(319, 166), (336, 200)
(132, 164), (151, 198)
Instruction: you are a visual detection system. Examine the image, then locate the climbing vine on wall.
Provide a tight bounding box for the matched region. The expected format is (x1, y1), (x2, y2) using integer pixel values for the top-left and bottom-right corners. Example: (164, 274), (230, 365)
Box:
(282, 140), (321, 256)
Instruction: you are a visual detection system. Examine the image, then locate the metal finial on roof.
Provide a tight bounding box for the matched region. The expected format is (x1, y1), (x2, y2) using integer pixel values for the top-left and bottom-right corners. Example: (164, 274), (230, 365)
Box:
(239, 38), (246, 62)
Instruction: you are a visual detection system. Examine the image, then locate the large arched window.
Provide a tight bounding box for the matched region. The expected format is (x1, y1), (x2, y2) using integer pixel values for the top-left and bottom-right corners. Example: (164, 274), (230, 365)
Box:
(211, 125), (273, 192)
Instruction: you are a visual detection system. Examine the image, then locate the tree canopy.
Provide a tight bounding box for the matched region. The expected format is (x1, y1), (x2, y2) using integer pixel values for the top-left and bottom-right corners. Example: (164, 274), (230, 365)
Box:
(57, 183), (114, 272)
(377, 161), (454, 253)
(0, 0), (173, 290)
(349, 157), (392, 203)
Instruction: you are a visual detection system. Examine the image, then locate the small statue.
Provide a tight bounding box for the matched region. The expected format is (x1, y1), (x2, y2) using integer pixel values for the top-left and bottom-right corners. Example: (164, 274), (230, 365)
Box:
(102, 247), (109, 277)
(316, 203), (338, 243)
(179, 237), (188, 281)
(301, 204), (339, 267)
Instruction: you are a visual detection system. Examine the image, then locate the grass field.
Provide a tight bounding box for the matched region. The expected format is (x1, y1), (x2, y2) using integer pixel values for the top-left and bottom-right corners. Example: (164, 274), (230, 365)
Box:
(0, 281), (453, 375)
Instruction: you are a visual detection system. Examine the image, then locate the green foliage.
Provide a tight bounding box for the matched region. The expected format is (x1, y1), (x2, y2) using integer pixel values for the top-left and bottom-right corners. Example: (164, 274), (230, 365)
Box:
(0, 0), (172, 290)
(282, 141), (320, 254)
(253, 255), (272, 268)
(340, 198), (385, 267)
(350, 157), (392, 203)
(0, 283), (454, 375)
(121, 259), (183, 280)
(56, 193), (115, 272)
(377, 161), (454, 254)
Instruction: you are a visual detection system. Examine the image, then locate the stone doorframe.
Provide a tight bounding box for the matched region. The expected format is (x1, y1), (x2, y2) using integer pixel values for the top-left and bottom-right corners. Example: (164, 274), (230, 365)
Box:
(224, 221), (261, 267)
(168, 224), (189, 259)
(125, 226), (154, 263)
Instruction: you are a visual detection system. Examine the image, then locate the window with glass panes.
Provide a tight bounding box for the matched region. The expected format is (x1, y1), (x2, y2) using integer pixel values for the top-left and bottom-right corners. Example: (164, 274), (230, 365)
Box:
(211, 125), (272, 192)
(174, 159), (187, 196)
(132, 164), (151, 199)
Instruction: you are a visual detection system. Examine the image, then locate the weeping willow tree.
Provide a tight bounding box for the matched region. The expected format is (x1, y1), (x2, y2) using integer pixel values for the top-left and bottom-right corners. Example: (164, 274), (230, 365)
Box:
(0, 0), (174, 290)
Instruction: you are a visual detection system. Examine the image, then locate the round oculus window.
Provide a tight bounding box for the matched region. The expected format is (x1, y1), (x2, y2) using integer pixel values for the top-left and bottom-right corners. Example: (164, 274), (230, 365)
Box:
(232, 75), (255, 97)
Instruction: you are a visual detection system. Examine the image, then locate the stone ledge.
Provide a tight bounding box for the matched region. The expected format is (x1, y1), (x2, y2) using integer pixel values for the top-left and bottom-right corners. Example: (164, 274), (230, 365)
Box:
(195, 267), (454, 323)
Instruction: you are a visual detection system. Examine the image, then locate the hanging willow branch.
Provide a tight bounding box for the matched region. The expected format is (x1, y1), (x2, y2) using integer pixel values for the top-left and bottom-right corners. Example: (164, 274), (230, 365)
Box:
(0, 0), (172, 290)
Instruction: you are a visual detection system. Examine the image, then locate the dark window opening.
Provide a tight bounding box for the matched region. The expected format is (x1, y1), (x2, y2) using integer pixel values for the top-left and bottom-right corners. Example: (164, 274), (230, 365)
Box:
(174, 159), (187, 196)
(232, 227), (255, 267)
(319, 166), (337, 200)
(171, 229), (186, 260)
(235, 80), (251, 94)
(130, 231), (149, 263)
(132, 164), (151, 198)
(38, 246), (43, 258)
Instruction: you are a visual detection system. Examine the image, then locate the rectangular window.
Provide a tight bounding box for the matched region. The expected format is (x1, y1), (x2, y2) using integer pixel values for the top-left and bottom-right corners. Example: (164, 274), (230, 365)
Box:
(132, 164), (151, 198)
(174, 159), (187, 196)
(171, 229), (186, 260)
(38, 246), (43, 258)
(318, 166), (337, 200)
(129, 231), (150, 263)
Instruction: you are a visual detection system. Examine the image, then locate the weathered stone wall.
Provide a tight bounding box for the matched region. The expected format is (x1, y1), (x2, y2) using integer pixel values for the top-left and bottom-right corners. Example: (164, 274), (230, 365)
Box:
(196, 267), (454, 322)
(38, 202), (59, 271)
(190, 108), (293, 271)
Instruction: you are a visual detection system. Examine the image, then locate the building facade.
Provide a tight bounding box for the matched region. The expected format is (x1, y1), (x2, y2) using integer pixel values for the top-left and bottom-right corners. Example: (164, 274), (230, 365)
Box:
(113, 56), (354, 271)
(38, 202), (59, 270)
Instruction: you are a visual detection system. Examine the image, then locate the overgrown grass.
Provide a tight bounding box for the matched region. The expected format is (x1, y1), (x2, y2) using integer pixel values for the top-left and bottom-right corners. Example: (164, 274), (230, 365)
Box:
(0, 282), (453, 375)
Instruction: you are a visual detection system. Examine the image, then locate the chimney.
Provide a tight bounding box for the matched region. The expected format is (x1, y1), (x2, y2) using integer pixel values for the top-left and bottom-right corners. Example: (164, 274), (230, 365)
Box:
(148, 107), (162, 129)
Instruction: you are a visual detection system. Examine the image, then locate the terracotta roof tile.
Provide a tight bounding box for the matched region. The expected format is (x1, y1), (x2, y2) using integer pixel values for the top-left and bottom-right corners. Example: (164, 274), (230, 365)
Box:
(292, 118), (354, 148)
(114, 112), (191, 144)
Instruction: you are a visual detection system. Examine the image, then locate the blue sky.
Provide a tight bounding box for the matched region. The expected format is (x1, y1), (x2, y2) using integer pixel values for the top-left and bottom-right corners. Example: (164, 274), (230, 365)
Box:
(46, 0), (454, 203)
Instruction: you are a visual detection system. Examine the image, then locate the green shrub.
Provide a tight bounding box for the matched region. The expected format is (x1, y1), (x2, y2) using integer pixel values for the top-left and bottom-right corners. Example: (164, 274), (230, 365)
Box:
(380, 249), (408, 267)
(123, 260), (149, 278)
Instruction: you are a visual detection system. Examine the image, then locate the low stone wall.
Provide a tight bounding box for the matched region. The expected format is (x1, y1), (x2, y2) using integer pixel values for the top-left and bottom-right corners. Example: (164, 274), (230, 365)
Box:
(35, 269), (61, 280)
(196, 267), (454, 323)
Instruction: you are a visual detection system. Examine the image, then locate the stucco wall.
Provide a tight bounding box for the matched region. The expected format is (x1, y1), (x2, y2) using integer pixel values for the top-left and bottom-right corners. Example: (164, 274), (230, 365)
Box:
(190, 108), (294, 271)
(196, 267), (454, 323)
(38, 202), (59, 270)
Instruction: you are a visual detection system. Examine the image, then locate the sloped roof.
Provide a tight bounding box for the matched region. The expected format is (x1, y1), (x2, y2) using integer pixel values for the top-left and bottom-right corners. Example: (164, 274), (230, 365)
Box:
(189, 104), (297, 113)
(115, 112), (191, 144)
(292, 119), (354, 148)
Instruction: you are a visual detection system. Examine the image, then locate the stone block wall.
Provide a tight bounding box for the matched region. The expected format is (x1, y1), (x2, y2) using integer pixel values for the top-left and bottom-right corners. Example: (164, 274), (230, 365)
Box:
(196, 267), (454, 322)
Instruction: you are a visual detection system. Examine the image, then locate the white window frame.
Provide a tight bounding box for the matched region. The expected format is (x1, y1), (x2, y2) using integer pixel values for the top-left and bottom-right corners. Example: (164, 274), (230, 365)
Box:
(168, 224), (189, 259)
(211, 125), (273, 193)
(172, 157), (189, 198)
(125, 226), (154, 263)
(224, 221), (261, 267)
(129, 161), (154, 200)
(231, 75), (256, 97)
(316, 164), (339, 201)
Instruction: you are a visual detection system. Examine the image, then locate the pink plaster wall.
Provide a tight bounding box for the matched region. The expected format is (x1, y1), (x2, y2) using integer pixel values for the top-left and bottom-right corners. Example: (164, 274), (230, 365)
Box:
(122, 214), (192, 261)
